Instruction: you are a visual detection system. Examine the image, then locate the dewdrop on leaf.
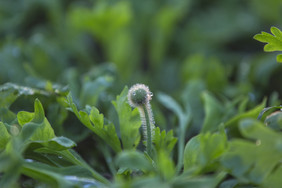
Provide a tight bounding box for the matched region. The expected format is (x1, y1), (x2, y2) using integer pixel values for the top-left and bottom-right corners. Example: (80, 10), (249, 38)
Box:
(128, 84), (155, 156)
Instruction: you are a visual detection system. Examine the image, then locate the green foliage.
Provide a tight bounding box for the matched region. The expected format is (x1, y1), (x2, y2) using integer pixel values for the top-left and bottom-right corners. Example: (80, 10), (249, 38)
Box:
(112, 87), (141, 150)
(254, 27), (282, 63)
(154, 127), (177, 154)
(0, 98), (110, 187)
(221, 119), (282, 186)
(115, 150), (153, 172)
(201, 92), (225, 133)
(184, 131), (227, 174)
(0, 0), (282, 187)
(66, 93), (122, 153)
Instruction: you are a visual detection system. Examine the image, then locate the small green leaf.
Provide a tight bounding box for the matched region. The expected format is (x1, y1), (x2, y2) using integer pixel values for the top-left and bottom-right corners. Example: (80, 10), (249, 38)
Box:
(201, 92), (224, 133)
(19, 99), (55, 142)
(17, 111), (34, 127)
(254, 26), (282, 63)
(66, 93), (122, 152)
(154, 127), (177, 153)
(112, 86), (141, 150)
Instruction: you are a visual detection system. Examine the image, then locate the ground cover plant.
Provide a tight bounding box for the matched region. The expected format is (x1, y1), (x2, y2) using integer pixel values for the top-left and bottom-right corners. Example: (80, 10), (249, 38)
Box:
(0, 0), (282, 187)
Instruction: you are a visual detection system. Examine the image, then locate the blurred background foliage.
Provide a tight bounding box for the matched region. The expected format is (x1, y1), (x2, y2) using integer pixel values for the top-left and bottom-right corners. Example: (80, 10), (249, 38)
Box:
(0, 0), (282, 179)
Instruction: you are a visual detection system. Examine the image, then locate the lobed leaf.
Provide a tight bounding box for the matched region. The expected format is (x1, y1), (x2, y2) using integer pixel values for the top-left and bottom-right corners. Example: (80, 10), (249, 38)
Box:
(66, 93), (122, 152)
(154, 127), (177, 154)
(254, 27), (282, 63)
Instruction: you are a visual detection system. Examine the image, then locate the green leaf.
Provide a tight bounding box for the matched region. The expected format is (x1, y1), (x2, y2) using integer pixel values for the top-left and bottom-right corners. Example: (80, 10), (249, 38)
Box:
(157, 92), (190, 173)
(112, 86), (141, 150)
(21, 161), (102, 188)
(277, 54), (282, 63)
(17, 111), (34, 127)
(22, 99), (55, 141)
(156, 150), (175, 180)
(66, 93), (122, 152)
(19, 99), (55, 142)
(201, 92), (224, 133)
(0, 122), (11, 150)
(264, 111), (282, 130)
(257, 105), (282, 120)
(184, 131), (227, 174)
(79, 76), (113, 107)
(221, 119), (282, 184)
(33, 136), (76, 151)
(262, 165), (282, 188)
(154, 127), (177, 154)
(115, 150), (153, 171)
(0, 152), (22, 188)
(224, 99), (266, 137)
(32, 148), (110, 185)
(254, 27), (282, 63)
(0, 83), (50, 108)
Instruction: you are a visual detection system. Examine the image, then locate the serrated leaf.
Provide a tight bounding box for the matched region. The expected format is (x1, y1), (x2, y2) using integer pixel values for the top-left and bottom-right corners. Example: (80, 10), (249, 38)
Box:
(112, 86), (141, 150)
(254, 26), (282, 63)
(154, 127), (177, 153)
(66, 93), (122, 152)
(19, 99), (55, 142)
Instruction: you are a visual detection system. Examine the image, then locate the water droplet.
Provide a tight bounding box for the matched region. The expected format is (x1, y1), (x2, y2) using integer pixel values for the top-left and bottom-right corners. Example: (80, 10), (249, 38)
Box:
(256, 140), (261, 146)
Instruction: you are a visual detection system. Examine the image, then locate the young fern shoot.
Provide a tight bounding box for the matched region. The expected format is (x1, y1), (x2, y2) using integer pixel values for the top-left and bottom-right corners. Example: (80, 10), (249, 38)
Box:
(128, 84), (155, 156)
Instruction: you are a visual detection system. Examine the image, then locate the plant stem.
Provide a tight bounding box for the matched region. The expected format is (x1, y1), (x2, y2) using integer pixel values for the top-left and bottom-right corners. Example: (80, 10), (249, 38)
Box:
(176, 128), (185, 173)
(143, 104), (152, 157)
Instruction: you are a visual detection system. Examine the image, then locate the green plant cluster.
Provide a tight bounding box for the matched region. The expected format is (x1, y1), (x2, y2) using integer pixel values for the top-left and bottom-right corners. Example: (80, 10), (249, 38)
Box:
(1, 0), (282, 187)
